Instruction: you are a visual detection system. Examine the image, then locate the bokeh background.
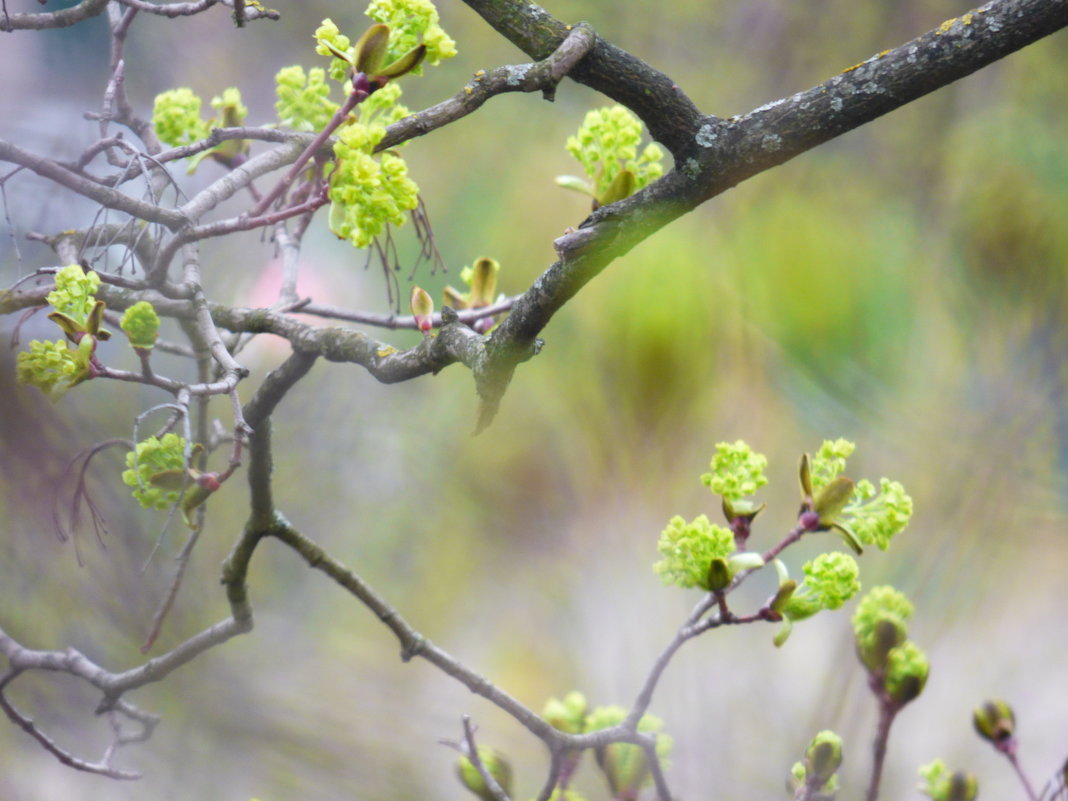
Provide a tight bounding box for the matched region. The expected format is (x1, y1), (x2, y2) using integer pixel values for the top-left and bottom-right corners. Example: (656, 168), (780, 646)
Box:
(1, 1), (1066, 800)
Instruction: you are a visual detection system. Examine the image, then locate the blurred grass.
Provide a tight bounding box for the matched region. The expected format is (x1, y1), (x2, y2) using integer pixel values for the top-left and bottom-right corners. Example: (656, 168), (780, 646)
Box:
(1, 1), (1067, 800)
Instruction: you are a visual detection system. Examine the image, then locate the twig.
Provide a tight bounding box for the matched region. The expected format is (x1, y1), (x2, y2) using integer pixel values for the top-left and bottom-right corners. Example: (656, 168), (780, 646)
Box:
(0, 669), (142, 780)
(461, 716), (512, 801)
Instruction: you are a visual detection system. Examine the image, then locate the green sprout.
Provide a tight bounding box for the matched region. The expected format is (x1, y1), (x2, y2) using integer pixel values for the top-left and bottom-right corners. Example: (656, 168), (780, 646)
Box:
(780, 552), (860, 621)
(152, 88), (211, 147)
(843, 477), (913, 551)
(701, 440), (768, 503)
(122, 434), (188, 511)
(799, 439), (913, 553)
(15, 337), (94, 400)
(543, 690), (588, 735)
(852, 584), (913, 670)
(17, 265), (108, 399)
(327, 121), (420, 248)
(47, 264), (101, 324)
(808, 438), (855, 492)
(653, 514), (735, 590)
(275, 66), (340, 132)
(444, 257), (500, 310)
(152, 86), (248, 171)
(365, 0), (457, 70)
(120, 301), (160, 350)
(789, 730), (843, 798)
(773, 552), (860, 646)
(557, 105), (664, 208)
(885, 640), (930, 704)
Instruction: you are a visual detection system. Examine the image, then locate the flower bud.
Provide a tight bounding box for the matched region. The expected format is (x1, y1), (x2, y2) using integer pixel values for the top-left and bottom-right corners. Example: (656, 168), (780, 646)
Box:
(973, 699), (1015, 744)
(410, 285), (434, 335)
(706, 557), (731, 592)
(596, 741), (649, 800)
(946, 771), (978, 801)
(804, 730), (843, 788)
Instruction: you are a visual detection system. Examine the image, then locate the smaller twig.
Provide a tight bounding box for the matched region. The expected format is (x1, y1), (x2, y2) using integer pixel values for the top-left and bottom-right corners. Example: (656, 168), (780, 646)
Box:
(52, 437), (131, 563)
(110, 0), (275, 20)
(0, 669), (141, 780)
(297, 295), (516, 330)
(141, 526), (202, 653)
(534, 746), (564, 801)
(1005, 748), (1041, 801)
(249, 87), (366, 218)
(461, 716), (512, 801)
(639, 733), (674, 801)
(378, 23), (597, 151)
(864, 681), (899, 801)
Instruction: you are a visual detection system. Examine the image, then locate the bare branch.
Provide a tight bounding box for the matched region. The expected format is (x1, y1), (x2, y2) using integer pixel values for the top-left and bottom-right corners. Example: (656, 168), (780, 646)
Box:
(0, 139), (187, 229)
(378, 23), (596, 150)
(0, 0), (109, 31)
(0, 669), (142, 780)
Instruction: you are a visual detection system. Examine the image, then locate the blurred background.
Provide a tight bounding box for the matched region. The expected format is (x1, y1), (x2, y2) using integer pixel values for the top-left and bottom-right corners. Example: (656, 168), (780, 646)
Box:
(1, 0), (1066, 799)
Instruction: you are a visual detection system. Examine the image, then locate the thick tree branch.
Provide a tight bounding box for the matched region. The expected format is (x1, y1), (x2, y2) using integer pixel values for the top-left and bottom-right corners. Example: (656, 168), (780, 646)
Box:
(465, 0), (1068, 428)
(460, 0), (704, 155)
(0, 0), (109, 31)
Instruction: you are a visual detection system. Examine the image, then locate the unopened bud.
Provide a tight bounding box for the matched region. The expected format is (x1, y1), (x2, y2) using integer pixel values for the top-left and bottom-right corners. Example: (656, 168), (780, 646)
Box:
(973, 699), (1015, 744)
(804, 730), (843, 788)
(946, 771), (978, 801)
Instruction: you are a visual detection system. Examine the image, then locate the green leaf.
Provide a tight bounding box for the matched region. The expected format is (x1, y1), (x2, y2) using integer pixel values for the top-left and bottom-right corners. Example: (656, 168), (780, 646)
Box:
(599, 168), (636, 205)
(354, 23), (390, 74)
(376, 43), (427, 79)
(148, 469), (190, 491)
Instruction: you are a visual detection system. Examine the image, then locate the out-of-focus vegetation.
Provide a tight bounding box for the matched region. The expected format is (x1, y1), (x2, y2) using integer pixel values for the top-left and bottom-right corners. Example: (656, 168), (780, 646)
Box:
(1, 1), (1066, 800)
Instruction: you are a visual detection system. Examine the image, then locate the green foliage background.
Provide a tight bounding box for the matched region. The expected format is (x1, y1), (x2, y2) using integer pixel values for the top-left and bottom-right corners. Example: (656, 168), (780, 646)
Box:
(0, 1), (1066, 800)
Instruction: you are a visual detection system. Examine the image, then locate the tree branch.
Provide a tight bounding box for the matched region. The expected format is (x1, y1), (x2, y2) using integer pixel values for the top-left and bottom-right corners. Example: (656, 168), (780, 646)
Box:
(0, 0), (109, 31)
(459, 0), (704, 155)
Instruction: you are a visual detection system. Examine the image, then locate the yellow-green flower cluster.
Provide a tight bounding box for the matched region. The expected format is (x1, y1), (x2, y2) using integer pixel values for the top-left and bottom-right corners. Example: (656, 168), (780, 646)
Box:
(358, 82), (411, 128)
(17, 265), (105, 399)
(701, 439), (768, 502)
(807, 439), (913, 550)
(808, 438), (855, 491)
(327, 122), (418, 248)
(782, 552), (860, 622)
(365, 0), (457, 69)
(543, 690), (588, 734)
(886, 640), (929, 701)
(853, 586), (928, 704)
(122, 434), (187, 510)
(314, 19), (356, 83)
(153, 88), (211, 147)
(275, 65), (340, 132)
(565, 105), (664, 201)
(653, 514), (734, 590)
(843, 477), (913, 550)
(15, 338), (93, 400)
(47, 264), (100, 323)
(852, 585), (913, 657)
(120, 301), (160, 349)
